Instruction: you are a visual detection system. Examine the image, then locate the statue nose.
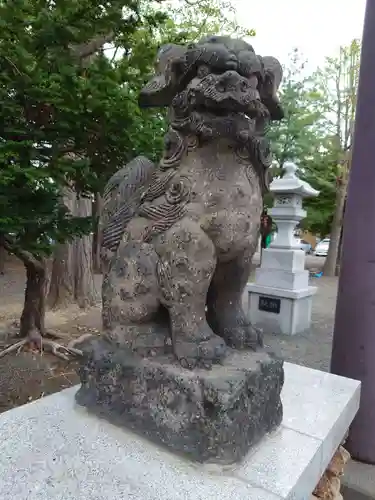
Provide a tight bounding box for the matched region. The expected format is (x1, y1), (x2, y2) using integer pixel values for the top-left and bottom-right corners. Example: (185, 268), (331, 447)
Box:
(220, 70), (238, 84)
(226, 54), (238, 69)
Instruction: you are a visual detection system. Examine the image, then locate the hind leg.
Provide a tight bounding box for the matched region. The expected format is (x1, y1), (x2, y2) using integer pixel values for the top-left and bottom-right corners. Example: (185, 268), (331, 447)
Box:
(155, 219), (227, 367)
(206, 249), (262, 349)
(102, 240), (169, 355)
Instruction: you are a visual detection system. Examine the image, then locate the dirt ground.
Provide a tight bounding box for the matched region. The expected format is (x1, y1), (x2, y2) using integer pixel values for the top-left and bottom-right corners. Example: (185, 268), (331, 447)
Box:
(0, 255), (102, 413)
(0, 252), (333, 414)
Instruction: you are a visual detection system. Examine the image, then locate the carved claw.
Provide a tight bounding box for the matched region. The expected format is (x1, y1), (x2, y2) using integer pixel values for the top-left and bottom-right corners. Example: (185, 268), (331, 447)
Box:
(208, 304), (264, 351)
(179, 357), (197, 370)
(179, 357), (214, 370)
(223, 322), (263, 350)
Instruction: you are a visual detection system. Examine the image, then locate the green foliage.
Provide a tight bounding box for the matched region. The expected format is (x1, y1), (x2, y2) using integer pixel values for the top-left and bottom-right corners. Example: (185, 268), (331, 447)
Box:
(303, 40), (360, 237)
(310, 39), (360, 150)
(301, 140), (339, 236)
(267, 50), (325, 169)
(266, 50), (332, 234)
(99, 0), (256, 173)
(113, 0), (256, 176)
(156, 0), (255, 40)
(0, 0), (255, 261)
(267, 44), (360, 236)
(0, 0), (164, 258)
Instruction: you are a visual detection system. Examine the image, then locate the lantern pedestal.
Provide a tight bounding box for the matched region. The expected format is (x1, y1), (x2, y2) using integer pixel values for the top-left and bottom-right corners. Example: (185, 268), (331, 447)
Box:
(247, 162), (319, 336)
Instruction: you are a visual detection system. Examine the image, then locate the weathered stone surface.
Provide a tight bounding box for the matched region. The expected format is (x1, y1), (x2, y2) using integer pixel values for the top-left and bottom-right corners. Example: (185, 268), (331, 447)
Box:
(98, 35), (284, 367)
(327, 446), (350, 476)
(75, 35), (286, 465)
(312, 446), (350, 500)
(76, 338), (283, 464)
(314, 474), (341, 500)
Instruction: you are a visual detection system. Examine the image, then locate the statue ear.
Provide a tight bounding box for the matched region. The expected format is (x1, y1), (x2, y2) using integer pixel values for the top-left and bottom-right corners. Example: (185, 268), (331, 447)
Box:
(262, 56), (283, 91)
(259, 56), (284, 120)
(139, 44), (188, 108)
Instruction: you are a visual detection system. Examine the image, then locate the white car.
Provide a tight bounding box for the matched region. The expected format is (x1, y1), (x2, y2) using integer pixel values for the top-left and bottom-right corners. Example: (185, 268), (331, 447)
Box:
(314, 238), (330, 257)
(294, 238), (312, 254)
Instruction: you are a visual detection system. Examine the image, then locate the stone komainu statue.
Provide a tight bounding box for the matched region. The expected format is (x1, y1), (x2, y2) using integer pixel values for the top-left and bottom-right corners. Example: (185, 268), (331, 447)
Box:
(100, 36), (284, 368)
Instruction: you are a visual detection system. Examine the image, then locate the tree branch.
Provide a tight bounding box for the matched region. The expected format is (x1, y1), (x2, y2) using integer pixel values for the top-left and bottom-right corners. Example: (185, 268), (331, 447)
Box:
(1, 235), (44, 271)
(71, 32), (115, 62)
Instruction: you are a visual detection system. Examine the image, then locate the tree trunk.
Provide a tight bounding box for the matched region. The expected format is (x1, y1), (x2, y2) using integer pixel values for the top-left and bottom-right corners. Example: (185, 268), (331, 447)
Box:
(0, 245), (6, 275)
(47, 242), (75, 309)
(335, 224), (344, 276)
(74, 194), (97, 308)
(93, 192), (103, 273)
(323, 178), (348, 276)
(20, 260), (47, 339)
(47, 187), (76, 308)
(47, 188), (97, 309)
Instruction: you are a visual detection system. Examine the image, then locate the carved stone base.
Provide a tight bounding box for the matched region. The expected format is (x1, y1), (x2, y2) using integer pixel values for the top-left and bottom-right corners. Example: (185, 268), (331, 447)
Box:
(312, 446), (351, 500)
(75, 338), (284, 464)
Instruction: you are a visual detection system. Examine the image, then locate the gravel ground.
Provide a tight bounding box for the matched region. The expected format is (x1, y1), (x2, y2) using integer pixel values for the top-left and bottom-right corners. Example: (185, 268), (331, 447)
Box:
(261, 276), (337, 371)
(251, 251), (335, 371)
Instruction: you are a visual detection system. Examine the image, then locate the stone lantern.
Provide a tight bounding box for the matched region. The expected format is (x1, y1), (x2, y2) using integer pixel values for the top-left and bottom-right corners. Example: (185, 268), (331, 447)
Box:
(246, 161), (320, 336)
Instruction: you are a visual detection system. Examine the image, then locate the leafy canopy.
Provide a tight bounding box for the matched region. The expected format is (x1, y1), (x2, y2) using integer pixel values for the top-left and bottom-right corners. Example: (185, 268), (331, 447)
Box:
(266, 46), (360, 235)
(0, 0), (255, 259)
(0, 0), (165, 257)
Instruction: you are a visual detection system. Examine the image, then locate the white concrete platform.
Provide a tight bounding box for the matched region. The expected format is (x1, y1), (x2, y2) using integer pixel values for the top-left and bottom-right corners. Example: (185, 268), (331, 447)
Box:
(246, 283), (317, 335)
(0, 363), (360, 500)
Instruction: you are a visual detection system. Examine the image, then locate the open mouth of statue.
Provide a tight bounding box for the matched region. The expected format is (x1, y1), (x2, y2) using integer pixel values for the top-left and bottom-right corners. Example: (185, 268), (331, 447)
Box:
(187, 71), (269, 119)
(193, 94), (269, 120)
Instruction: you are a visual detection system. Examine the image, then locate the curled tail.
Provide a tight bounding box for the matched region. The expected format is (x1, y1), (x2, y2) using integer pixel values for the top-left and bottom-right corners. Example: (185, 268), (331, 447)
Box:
(100, 156), (156, 260)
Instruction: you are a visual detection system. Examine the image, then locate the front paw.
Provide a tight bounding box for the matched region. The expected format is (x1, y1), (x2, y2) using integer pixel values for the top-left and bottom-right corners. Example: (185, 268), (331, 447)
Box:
(223, 322), (263, 350)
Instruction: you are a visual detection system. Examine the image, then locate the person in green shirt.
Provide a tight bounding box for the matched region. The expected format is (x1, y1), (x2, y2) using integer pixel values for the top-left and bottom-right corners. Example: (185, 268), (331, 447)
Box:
(260, 209), (273, 252)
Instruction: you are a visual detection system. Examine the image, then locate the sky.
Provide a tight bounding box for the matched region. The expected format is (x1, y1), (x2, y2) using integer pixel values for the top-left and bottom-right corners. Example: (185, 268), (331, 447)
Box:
(235, 0), (366, 71)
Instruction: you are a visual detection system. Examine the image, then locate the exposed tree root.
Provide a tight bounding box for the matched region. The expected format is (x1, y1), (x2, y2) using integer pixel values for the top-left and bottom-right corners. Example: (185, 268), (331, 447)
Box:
(0, 331), (93, 360)
(43, 330), (70, 340)
(67, 333), (93, 350)
(0, 339), (28, 358)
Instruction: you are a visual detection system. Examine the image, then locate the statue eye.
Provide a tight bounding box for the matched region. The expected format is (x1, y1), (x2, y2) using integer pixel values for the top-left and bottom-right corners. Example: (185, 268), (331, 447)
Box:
(197, 65), (209, 78)
(135, 283), (148, 294)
